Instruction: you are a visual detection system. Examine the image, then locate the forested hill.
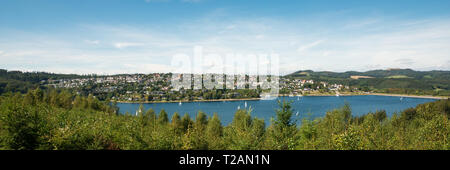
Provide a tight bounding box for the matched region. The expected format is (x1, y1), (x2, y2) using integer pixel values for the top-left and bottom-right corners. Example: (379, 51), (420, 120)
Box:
(286, 69), (450, 80)
(0, 69), (89, 94)
(285, 69), (450, 96)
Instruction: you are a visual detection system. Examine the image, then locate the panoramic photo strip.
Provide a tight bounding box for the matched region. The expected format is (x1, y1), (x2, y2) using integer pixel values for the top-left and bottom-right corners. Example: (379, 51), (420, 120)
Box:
(0, 0), (449, 169)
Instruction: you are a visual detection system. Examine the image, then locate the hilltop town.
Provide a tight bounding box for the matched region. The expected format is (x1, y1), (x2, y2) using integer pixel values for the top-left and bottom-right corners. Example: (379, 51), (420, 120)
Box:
(43, 73), (354, 102)
(2, 68), (448, 103)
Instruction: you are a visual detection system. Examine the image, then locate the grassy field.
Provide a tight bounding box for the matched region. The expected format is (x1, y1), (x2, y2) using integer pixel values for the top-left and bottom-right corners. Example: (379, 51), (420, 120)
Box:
(386, 75), (412, 79)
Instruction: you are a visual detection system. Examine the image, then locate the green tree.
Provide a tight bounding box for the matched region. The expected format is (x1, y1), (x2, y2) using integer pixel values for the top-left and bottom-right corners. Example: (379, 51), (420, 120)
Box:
(144, 108), (156, 127)
(186, 111), (209, 150)
(137, 104), (144, 117)
(224, 108), (265, 150)
(195, 111), (208, 127)
(157, 109), (169, 125)
(266, 100), (298, 150)
(32, 87), (43, 102)
(23, 90), (35, 106)
(171, 112), (183, 134)
(181, 113), (193, 133)
(1, 99), (46, 150)
(206, 113), (224, 149)
(275, 100), (295, 127)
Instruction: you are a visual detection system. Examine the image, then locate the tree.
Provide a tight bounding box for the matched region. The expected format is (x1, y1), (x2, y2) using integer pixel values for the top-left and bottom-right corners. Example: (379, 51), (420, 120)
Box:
(266, 100), (298, 150)
(59, 90), (73, 109)
(144, 108), (156, 127)
(373, 110), (387, 122)
(87, 94), (99, 110)
(32, 87), (43, 102)
(23, 90), (35, 106)
(275, 100), (296, 127)
(157, 109), (169, 125)
(185, 111), (209, 150)
(341, 103), (352, 123)
(1, 98), (46, 150)
(171, 112), (183, 134)
(2, 84), (450, 150)
(195, 111), (208, 128)
(49, 90), (59, 107)
(181, 113), (193, 133)
(137, 104), (144, 117)
(224, 108), (265, 150)
(206, 113), (223, 149)
(73, 95), (86, 109)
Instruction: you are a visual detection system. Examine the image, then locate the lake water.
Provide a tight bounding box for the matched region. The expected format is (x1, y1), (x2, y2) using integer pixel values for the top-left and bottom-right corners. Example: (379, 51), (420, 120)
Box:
(117, 95), (436, 125)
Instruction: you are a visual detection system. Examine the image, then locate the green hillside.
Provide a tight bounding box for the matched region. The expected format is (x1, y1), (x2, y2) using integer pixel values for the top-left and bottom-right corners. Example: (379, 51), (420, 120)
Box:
(285, 69), (450, 96)
(0, 69), (93, 94)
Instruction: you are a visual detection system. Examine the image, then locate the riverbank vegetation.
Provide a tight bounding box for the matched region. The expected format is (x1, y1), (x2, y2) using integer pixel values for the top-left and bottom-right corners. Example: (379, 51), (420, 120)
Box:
(0, 89), (448, 150)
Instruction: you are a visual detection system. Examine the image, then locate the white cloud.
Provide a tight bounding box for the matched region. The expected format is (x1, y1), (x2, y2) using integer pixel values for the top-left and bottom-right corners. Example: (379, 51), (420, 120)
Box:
(342, 18), (381, 30)
(113, 42), (144, 49)
(297, 40), (324, 53)
(123, 63), (175, 73)
(1, 14), (450, 74)
(225, 25), (236, 30)
(0, 50), (4, 55)
(395, 58), (415, 65)
(255, 34), (265, 39)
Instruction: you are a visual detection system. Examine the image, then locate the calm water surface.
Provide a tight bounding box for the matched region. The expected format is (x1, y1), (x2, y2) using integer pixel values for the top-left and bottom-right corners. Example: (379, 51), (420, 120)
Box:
(117, 95), (436, 125)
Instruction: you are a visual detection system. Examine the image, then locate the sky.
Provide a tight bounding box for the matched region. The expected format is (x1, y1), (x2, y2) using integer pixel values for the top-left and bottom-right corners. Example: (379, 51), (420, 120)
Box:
(1, 0), (450, 75)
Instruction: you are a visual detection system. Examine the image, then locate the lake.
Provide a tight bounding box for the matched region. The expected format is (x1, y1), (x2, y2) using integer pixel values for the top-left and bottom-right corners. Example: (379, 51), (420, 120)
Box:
(117, 95), (436, 125)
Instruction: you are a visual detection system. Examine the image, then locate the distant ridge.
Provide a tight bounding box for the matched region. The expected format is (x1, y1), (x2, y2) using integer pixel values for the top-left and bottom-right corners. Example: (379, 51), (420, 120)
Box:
(285, 68), (450, 79)
(284, 69), (450, 95)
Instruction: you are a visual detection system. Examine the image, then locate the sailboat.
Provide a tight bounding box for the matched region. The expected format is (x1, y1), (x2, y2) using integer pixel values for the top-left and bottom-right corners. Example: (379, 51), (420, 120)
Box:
(400, 97), (403, 101)
(295, 112), (299, 116)
(237, 105), (241, 110)
(244, 101), (247, 108)
(179, 101), (182, 106)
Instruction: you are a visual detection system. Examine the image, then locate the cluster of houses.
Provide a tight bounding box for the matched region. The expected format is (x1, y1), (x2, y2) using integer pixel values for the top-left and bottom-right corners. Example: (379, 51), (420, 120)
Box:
(280, 78), (350, 95)
(44, 73), (353, 101)
(47, 74), (169, 88)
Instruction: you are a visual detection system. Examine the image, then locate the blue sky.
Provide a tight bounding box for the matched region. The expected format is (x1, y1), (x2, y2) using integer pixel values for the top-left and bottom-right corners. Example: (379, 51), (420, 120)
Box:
(1, 0), (450, 74)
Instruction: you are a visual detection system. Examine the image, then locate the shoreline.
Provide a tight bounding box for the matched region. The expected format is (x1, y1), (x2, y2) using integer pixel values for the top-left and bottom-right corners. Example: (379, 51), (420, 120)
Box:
(281, 92), (448, 99)
(368, 93), (448, 100)
(115, 98), (261, 104)
(114, 93), (448, 104)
